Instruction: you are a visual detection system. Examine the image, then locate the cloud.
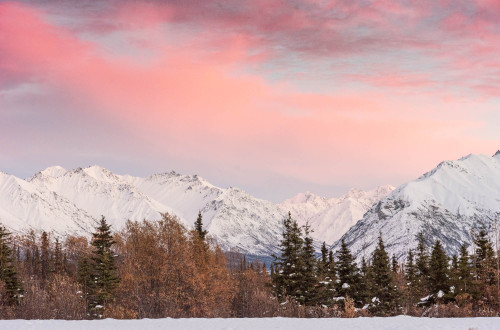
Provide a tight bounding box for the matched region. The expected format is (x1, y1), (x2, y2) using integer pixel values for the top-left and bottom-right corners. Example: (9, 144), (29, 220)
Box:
(1, 1), (500, 201)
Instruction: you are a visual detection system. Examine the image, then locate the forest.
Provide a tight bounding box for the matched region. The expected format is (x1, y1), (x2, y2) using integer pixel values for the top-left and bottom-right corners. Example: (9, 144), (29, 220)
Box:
(1, 212), (499, 319)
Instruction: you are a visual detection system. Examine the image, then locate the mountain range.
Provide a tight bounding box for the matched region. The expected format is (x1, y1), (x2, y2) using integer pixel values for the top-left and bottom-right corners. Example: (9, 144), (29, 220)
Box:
(0, 165), (392, 256)
(334, 151), (500, 261)
(3, 151), (499, 261)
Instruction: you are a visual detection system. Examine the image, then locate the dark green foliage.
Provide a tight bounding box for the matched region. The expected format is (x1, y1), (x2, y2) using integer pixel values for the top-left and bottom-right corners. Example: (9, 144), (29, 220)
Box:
(358, 256), (372, 305)
(415, 232), (429, 288)
(89, 216), (120, 317)
(272, 212), (304, 302)
(336, 239), (360, 303)
(194, 211), (207, 241)
(0, 225), (22, 305)
(327, 250), (337, 285)
(473, 228), (495, 284)
(315, 247), (337, 307)
(428, 240), (449, 295)
(317, 242), (328, 277)
(457, 244), (471, 294)
(391, 254), (398, 273)
(369, 235), (399, 315)
(77, 256), (93, 317)
(405, 249), (419, 304)
(299, 222), (318, 305)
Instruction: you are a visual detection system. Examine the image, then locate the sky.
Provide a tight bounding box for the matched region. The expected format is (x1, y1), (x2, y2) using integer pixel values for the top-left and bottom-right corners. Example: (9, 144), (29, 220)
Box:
(1, 0), (500, 202)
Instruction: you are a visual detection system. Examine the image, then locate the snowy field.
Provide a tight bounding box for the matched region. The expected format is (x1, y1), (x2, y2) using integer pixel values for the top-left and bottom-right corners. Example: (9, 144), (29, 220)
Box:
(2, 316), (500, 330)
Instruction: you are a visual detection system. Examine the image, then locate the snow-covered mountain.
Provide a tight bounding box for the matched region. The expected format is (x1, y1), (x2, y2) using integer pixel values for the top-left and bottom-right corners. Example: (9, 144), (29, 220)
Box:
(333, 152), (500, 262)
(1, 165), (391, 256)
(279, 186), (394, 245)
(0, 171), (97, 235)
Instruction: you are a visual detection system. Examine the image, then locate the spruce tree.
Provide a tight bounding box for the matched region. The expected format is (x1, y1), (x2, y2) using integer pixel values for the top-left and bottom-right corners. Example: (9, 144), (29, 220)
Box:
(318, 242), (329, 277)
(336, 239), (360, 303)
(53, 237), (64, 274)
(358, 256), (372, 305)
(405, 249), (419, 305)
(323, 250), (337, 304)
(316, 244), (334, 306)
(40, 231), (50, 285)
(299, 222), (318, 305)
(369, 234), (399, 315)
(194, 211), (207, 241)
(89, 216), (120, 317)
(457, 244), (471, 294)
(272, 212), (304, 302)
(0, 225), (22, 305)
(473, 228), (495, 284)
(391, 254), (398, 273)
(415, 232), (429, 289)
(450, 254), (459, 294)
(77, 256), (93, 317)
(428, 240), (449, 296)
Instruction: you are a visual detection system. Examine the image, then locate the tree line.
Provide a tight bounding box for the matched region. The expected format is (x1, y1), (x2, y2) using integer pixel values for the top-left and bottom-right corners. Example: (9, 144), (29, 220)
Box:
(271, 213), (500, 317)
(1, 212), (500, 319)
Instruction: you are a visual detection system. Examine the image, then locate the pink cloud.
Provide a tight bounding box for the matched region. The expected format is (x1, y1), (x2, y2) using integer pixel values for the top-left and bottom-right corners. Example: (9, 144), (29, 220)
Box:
(1, 1), (500, 198)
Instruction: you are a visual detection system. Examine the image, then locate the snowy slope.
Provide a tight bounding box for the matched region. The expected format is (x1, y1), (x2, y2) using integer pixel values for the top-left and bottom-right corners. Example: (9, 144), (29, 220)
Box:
(333, 152), (500, 261)
(1, 164), (391, 256)
(0, 171), (97, 235)
(280, 186), (394, 244)
(123, 172), (287, 254)
(28, 166), (176, 229)
(24, 166), (291, 255)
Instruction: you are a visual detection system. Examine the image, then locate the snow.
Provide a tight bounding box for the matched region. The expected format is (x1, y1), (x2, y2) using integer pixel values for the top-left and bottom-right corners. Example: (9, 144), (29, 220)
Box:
(1, 165), (392, 257)
(279, 186), (394, 244)
(334, 152), (500, 262)
(1, 316), (500, 330)
(437, 291), (444, 298)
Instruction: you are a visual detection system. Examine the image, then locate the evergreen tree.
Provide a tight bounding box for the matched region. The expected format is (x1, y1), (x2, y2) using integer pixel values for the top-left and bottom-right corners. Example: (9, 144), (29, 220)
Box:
(322, 250), (337, 304)
(317, 242), (329, 277)
(369, 234), (399, 315)
(89, 216), (120, 317)
(0, 225), (22, 305)
(428, 240), (449, 296)
(299, 222), (318, 305)
(358, 256), (372, 305)
(53, 237), (64, 274)
(327, 250), (337, 282)
(194, 211), (207, 241)
(473, 228), (495, 284)
(405, 249), (419, 305)
(391, 254), (398, 273)
(457, 244), (471, 294)
(272, 212), (304, 302)
(415, 232), (429, 289)
(77, 255), (93, 317)
(450, 254), (459, 294)
(40, 231), (50, 285)
(336, 239), (360, 304)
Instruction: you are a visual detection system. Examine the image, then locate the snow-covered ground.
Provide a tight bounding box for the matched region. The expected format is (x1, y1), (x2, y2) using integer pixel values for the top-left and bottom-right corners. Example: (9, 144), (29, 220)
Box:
(2, 316), (499, 330)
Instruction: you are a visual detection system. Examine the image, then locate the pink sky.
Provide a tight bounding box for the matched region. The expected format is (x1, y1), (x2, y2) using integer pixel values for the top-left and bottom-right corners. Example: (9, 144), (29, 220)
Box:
(1, 0), (499, 201)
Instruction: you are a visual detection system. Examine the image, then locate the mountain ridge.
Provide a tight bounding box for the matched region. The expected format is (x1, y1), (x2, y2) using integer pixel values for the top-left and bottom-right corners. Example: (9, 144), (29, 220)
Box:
(1, 165), (392, 256)
(333, 152), (500, 261)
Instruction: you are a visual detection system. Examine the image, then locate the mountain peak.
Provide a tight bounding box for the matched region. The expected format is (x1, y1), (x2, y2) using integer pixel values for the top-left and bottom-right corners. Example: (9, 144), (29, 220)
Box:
(494, 150), (500, 158)
(283, 190), (324, 204)
(82, 165), (119, 183)
(41, 166), (67, 178)
(335, 151), (500, 262)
